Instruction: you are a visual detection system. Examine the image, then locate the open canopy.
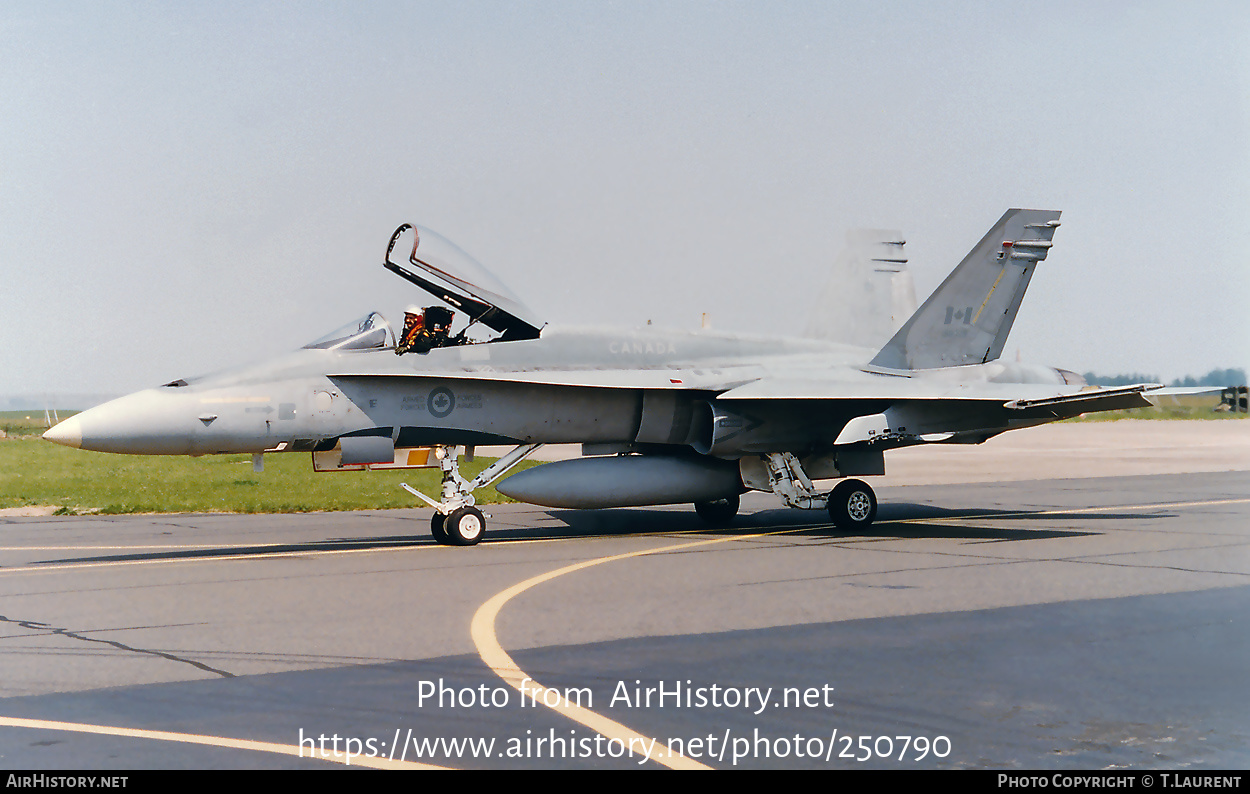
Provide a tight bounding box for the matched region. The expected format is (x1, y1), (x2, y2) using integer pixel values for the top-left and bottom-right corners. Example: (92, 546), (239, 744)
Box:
(384, 223), (544, 340)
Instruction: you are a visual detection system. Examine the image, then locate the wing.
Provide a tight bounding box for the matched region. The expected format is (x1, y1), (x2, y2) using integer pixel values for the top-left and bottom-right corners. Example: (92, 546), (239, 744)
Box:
(718, 377), (1159, 444)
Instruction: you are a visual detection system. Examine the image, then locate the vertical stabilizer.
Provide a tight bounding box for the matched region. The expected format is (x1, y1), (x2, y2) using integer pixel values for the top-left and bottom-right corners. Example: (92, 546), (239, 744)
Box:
(869, 209), (1061, 370)
(805, 229), (917, 349)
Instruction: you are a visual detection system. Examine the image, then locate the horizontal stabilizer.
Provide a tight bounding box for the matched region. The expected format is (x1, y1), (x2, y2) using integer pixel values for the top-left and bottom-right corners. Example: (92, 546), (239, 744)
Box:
(1004, 384), (1158, 416)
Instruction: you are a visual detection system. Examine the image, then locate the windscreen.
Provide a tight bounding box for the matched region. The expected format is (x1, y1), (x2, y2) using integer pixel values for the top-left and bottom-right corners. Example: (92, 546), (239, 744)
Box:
(302, 312), (394, 351)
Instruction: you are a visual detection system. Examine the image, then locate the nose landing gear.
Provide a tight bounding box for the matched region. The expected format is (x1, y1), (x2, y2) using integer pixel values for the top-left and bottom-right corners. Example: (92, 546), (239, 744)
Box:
(402, 443), (541, 546)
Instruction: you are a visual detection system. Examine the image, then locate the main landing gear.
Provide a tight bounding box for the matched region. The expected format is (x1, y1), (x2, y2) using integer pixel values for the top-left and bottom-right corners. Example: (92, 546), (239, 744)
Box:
(757, 452), (878, 530)
(826, 478), (877, 530)
(402, 443), (541, 546)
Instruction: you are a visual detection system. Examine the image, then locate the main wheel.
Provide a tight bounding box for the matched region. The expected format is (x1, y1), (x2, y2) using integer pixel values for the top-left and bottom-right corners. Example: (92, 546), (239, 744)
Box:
(695, 493), (740, 526)
(430, 512), (450, 544)
(828, 479), (877, 530)
(444, 506), (486, 546)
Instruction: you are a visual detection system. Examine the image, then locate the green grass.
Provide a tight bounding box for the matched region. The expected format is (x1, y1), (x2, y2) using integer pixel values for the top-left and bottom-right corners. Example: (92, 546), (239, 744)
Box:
(0, 410), (74, 438)
(1061, 394), (1246, 422)
(0, 436), (541, 515)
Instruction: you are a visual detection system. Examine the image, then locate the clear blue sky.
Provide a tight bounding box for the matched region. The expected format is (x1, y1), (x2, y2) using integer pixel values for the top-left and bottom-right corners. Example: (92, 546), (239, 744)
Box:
(3, 1), (1246, 398)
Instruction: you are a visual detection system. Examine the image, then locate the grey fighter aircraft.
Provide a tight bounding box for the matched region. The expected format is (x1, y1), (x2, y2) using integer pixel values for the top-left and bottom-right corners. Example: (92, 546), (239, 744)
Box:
(44, 210), (1160, 545)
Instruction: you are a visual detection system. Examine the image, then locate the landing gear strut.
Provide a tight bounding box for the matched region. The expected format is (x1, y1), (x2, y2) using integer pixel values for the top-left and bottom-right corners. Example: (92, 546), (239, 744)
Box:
(402, 443), (541, 546)
(755, 452), (878, 531)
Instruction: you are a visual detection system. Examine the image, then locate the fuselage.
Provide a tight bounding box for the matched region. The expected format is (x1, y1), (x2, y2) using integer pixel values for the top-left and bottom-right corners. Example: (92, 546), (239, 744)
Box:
(43, 324), (1078, 458)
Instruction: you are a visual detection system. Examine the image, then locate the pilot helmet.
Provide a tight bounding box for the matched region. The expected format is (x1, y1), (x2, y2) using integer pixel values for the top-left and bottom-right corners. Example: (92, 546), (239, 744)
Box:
(402, 305), (425, 327)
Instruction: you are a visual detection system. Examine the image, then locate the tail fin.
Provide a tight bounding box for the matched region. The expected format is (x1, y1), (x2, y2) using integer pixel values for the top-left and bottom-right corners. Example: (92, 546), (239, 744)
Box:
(869, 208), (1061, 370)
(804, 229), (918, 349)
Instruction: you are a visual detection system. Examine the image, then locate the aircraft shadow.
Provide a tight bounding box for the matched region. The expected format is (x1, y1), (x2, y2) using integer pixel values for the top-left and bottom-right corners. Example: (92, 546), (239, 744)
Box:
(38, 501), (1172, 565)
(482, 501), (1167, 543)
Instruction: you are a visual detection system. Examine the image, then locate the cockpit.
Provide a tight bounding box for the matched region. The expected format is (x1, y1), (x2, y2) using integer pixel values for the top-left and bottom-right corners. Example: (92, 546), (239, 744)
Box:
(302, 223), (545, 354)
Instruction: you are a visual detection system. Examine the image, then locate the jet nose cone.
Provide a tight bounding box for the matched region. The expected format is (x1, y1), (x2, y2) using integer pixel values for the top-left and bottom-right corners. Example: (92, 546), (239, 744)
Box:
(43, 416), (83, 449)
(49, 390), (197, 455)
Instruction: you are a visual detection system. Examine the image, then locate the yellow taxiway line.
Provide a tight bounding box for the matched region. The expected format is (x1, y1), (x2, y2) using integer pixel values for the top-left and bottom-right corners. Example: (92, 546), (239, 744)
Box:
(1, 495), (1244, 768)
(0, 715), (445, 770)
(470, 527), (806, 770)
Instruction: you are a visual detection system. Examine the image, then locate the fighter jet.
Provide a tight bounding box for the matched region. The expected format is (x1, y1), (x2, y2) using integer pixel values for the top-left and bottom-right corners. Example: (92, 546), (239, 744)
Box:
(44, 209), (1159, 545)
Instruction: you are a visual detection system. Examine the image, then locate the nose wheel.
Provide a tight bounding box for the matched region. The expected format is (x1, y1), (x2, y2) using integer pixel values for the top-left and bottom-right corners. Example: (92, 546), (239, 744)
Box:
(429, 505), (483, 545)
(430, 512), (449, 543)
(443, 506), (485, 545)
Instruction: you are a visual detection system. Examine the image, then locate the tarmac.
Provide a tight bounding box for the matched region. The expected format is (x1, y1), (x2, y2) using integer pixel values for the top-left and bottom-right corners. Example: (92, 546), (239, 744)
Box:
(0, 420), (1246, 769)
